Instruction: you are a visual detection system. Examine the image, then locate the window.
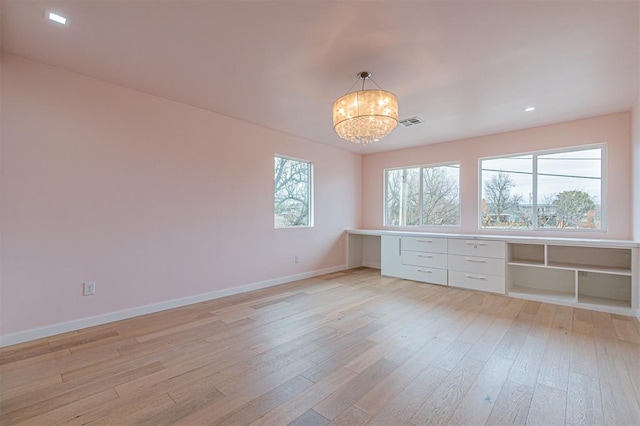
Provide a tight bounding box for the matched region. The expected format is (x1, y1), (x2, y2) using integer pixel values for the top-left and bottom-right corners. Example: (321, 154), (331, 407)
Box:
(274, 155), (312, 228)
(480, 145), (604, 230)
(385, 163), (460, 227)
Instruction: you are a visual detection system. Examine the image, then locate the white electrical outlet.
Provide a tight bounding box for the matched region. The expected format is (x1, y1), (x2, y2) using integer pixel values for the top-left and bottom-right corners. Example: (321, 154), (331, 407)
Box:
(295, 255), (300, 264)
(83, 281), (96, 296)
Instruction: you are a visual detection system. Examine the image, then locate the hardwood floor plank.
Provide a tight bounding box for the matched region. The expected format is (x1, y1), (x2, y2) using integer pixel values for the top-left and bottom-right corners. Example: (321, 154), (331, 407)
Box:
(536, 305), (573, 391)
(302, 339), (376, 383)
(455, 295), (510, 344)
(355, 337), (450, 416)
(171, 358), (316, 425)
(448, 353), (514, 426)
(409, 356), (485, 425)
(328, 405), (371, 426)
(288, 409), (330, 426)
(528, 303), (556, 340)
(494, 310), (537, 360)
(565, 372), (604, 426)
(508, 335), (547, 388)
(525, 383), (566, 426)
(66, 392), (175, 426)
(367, 365), (450, 426)
(618, 340), (640, 407)
(250, 367), (358, 426)
(0, 362), (165, 425)
(215, 375), (314, 425)
(466, 298), (526, 362)
(612, 317), (640, 344)
(485, 379), (534, 425)
(313, 358), (400, 420)
(138, 387), (224, 426)
(13, 389), (120, 426)
(596, 352), (640, 425)
(430, 340), (473, 371)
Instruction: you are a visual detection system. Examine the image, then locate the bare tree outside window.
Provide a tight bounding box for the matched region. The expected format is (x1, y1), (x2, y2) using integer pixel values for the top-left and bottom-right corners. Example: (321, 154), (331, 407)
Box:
(553, 190), (597, 228)
(274, 156), (312, 227)
(422, 166), (460, 225)
(483, 172), (521, 223)
(385, 164), (460, 226)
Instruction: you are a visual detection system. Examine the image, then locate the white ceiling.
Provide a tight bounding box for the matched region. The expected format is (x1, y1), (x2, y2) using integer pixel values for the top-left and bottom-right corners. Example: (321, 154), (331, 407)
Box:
(2, 1), (638, 154)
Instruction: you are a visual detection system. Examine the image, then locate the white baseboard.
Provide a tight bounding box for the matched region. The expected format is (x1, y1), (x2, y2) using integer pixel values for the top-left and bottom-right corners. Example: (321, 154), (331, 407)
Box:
(0, 264), (347, 348)
(362, 261), (381, 269)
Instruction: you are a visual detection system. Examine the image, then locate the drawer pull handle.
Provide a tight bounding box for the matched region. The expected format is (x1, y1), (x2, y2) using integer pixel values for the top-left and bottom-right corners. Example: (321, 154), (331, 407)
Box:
(465, 242), (488, 247)
(465, 258), (487, 263)
(466, 275), (487, 280)
(418, 269), (433, 274)
(418, 255), (433, 258)
(418, 239), (433, 243)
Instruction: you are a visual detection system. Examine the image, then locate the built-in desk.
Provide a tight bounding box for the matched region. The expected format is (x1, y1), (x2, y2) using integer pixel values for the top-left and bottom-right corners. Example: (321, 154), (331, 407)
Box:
(347, 229), (639, 317)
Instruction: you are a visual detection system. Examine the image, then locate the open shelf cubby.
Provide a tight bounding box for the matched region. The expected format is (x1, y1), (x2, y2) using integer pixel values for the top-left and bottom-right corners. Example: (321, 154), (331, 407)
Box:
(508, 243), (545, 266)
(507, 264), (575, 302)
(546, 245), (632, 275)
(577, 271), (632, 308)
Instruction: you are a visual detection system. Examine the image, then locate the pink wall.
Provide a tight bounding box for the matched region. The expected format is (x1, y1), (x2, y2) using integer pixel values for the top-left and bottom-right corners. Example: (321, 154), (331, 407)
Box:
(0, 55), (362, 336)
(363, 112), (633, 240)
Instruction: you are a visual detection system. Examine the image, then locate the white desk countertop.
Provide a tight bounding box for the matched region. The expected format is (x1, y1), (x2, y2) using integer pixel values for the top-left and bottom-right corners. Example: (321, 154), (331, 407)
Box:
(346, 229), (640, 248)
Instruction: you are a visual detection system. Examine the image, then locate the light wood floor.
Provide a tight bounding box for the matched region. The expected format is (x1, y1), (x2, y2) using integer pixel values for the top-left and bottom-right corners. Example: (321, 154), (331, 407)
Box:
(2, 268), (640, 425)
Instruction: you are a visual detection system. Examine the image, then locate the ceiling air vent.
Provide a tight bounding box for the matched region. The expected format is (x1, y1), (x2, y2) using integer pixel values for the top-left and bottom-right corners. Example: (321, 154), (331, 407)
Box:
(399, 117), (423, 127)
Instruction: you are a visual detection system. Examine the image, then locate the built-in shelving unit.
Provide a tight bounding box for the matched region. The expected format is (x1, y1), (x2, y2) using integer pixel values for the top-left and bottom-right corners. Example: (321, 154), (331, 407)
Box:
(346, 229), (639, 316)
(506, 242), (635, 313)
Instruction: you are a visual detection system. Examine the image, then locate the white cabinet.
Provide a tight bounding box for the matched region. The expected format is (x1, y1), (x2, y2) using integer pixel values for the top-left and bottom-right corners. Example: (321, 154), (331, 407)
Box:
(401, 236), (448, 286)
(448, 239), (505, 294)
(381, 235), (402, 278)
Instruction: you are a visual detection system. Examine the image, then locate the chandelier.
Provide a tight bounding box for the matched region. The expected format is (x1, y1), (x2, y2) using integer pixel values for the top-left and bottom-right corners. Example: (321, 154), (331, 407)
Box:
(332, 71), (399, 145)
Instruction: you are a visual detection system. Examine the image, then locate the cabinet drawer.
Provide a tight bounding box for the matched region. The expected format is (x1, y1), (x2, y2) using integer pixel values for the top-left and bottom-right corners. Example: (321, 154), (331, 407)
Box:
(402, 236), (447, 254)
(401, 265), (448, 286)
(402, 251), (447, 269)
(448, 239), (505, 258)
(448, 271), (505, 294)
(448, 255), (505, 277)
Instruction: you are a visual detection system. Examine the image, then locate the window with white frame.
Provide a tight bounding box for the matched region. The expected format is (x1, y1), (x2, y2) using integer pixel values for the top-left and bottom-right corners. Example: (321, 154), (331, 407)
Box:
(385, 163), (460, 227)
(480, 145), (604, 230)
(274, 155), (313, 228)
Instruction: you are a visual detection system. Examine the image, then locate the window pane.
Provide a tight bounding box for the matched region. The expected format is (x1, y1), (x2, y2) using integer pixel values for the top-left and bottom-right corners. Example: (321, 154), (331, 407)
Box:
(274, 156), (311, 227)
(385, 167), (420, 226)
(537, 148), (601, 229)
(481, 155), (533, 229)
(422, 164), (460, 225)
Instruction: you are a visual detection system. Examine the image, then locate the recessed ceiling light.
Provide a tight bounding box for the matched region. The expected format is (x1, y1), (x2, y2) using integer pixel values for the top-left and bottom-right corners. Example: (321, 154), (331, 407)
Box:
(47, 11), (68, 25)
(524, 106), (536, 112)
